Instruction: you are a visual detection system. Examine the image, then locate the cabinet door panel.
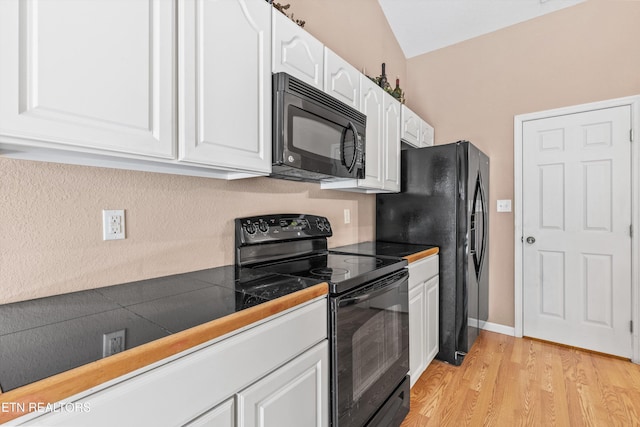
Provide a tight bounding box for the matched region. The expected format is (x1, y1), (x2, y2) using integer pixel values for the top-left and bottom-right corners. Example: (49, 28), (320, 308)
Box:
(421, 121), (435, 147)
(185, 398), (234, 427)
(324, 48), (359, 110)
(359, 77), (384, 189)
(408, 285), (426, 388)
(272, 9), (323, 89)
(408, 254), (439, 388)
(383, 94), (401, 192)
(238, 341), (328, 427)
(400, 105), (421, 148)
(179, 0), (271, 173)
(426, 276), (440, 366)
(0, 0), (175, 158)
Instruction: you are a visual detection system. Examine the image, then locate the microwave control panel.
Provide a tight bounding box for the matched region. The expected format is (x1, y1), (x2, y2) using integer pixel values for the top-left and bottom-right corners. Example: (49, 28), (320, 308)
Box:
(235, 214), (332, 245)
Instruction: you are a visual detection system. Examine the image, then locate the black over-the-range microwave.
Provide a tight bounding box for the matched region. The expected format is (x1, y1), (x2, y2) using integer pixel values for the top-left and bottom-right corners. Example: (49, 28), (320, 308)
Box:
(271, 72), (366, 182)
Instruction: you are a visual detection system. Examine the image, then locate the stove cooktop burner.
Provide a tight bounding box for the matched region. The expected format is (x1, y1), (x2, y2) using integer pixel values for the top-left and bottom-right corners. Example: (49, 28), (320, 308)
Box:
(310, 267), (350, 277)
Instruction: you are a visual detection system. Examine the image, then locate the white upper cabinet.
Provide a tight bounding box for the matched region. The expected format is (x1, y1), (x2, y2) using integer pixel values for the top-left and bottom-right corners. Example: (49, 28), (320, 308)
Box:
(382, 92), (401, 192)
(323, 48), (360, 110)
(321, 77), (399, 193)
(358, 77), (385, 189)
(0, 0), (175, 158)
(178, 0), (271, 174)
(272, 8), (324, 90)
(402, 104), (435, 148)
(421, 121), (435, 147)
(0, 0), (433, 181)
(400, 105), (422, 148)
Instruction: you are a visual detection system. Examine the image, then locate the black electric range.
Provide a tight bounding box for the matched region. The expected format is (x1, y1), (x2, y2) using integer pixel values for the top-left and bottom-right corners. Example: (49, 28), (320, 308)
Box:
(236, 214), (410, 427)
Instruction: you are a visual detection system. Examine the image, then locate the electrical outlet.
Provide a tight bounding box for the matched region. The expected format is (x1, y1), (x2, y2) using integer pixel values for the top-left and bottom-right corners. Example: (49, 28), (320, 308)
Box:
(103, 329), (126, 357)
(103, 209), (125, 240)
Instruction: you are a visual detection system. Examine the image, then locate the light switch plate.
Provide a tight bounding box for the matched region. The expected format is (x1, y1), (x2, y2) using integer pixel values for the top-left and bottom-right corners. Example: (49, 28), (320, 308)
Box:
(497, 200), (512, 212)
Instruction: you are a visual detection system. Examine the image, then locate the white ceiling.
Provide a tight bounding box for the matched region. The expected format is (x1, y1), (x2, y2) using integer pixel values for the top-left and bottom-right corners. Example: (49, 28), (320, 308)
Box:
(377, 0), (586, 58)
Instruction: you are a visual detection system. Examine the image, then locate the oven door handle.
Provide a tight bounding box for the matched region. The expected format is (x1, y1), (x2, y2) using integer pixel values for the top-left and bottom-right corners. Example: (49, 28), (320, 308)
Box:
(338, 275), (407, 307)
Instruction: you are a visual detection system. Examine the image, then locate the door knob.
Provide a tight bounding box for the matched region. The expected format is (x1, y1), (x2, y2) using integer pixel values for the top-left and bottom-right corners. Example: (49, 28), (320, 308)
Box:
(526, 236), (536, 244)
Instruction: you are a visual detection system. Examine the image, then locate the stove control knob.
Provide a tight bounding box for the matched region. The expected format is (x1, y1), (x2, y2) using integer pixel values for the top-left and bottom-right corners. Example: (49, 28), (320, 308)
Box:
(258, 222), (269, 233)
(244, 223), (257, 235)
(323, 219), (331, 232)
(316, 219), (325, 231)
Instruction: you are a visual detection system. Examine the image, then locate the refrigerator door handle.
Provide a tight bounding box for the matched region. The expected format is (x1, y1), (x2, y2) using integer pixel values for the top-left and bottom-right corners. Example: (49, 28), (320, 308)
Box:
(478, 175), (488, 277)
(470, 212), (476, 255)
(472, 173), (488, 279)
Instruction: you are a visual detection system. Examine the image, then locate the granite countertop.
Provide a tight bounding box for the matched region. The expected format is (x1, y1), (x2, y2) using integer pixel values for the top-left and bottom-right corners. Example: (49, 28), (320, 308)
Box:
(0, 265), (327, 422)
(332, 241), (439, 263)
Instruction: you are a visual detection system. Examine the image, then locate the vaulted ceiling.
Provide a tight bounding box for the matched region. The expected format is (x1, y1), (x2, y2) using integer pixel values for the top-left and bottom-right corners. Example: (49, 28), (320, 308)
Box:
(377, 0), (586, 58)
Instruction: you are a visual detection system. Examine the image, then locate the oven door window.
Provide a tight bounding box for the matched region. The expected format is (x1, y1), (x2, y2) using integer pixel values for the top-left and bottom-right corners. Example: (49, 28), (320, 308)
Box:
(352, 304), (402, 400)
(334, 272), (409, 427)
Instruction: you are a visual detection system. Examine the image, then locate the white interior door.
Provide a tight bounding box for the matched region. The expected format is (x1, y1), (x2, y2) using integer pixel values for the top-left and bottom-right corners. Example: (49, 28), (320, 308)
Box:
(522, 105), (633, 358)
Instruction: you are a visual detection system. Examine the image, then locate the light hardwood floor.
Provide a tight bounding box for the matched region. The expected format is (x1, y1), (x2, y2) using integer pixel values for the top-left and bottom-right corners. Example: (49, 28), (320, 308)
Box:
(401, 331), (640, 426)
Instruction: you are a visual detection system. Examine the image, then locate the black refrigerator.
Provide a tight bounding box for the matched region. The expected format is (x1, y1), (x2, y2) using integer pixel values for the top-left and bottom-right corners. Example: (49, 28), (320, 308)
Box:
(376, 141), (489, 366)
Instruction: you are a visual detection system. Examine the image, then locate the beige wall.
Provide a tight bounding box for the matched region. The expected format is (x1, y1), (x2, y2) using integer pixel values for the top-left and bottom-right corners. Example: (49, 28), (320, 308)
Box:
(406, 0), (640, 327)
(0, 1), (405, 305)
(288, 0), (408, 94)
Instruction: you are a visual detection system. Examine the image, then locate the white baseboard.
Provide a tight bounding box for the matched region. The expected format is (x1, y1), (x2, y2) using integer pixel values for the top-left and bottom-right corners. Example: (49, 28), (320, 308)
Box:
(481, 321), (515, 336)
(468, 318), (515, 336)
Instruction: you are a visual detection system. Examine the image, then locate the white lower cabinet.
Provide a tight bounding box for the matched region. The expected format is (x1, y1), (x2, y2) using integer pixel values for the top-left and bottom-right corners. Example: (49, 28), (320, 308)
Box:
(185, 398), (235, 427)
(408, 255), (439, 388)
(237, 342), (328, 427)
(187, 341), (328, 427)
(15, 299), (328, 427)
(409, 283), (427, 385)
(424, 276), (439, 366)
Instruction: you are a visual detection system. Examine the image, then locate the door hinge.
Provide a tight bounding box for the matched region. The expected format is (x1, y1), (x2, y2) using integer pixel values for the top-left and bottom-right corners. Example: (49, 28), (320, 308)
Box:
(631, 129), (634, 142)
(630, 225), (633, 237)
(631, 320), (634, 333)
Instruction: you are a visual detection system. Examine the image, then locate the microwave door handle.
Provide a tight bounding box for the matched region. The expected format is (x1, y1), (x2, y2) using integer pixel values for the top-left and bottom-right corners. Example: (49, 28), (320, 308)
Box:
(355, 131), (364, 173)
(341, 121), (358, 173)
